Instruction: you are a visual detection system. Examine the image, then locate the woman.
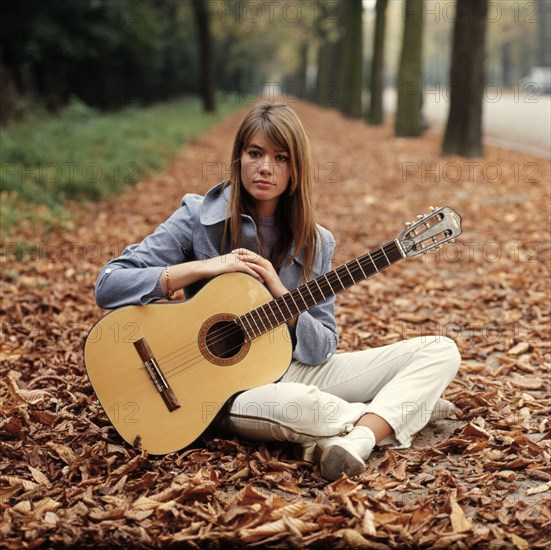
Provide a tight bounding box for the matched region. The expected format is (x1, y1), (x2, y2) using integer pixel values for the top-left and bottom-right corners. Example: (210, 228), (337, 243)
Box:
(96, 102), (461, 481)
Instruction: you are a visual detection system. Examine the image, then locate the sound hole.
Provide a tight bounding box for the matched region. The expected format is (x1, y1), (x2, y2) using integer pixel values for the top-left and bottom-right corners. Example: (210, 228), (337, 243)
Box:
(198, 314), (251, 366)
(206, 321), (245, 359)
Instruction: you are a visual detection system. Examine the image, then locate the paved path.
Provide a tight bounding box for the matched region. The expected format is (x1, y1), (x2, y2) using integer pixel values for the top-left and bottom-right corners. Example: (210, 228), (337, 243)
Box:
(384, 87), (551, 159)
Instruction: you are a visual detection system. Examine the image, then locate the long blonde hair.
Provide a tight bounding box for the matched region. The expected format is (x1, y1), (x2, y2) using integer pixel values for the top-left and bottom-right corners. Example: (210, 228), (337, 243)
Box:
(222, 103), (318, 281)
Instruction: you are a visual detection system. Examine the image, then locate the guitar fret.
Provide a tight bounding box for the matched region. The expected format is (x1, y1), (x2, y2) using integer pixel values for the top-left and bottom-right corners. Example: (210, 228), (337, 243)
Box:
(349, 262), (363, 282)
(305, 283), (316, 304)
(273, 299), (286, 322)
(339, 265), (354, 287)
(276, 295), (294, 319)
(283, 293), (299, 318)
(313, 279), (328, 301)
(366, 251), (378, 271)
(265, 302), (280, 329)
(307, 279), (324, 303)
(381, 246), (390, 264)
(293, 289), (309, 310)
(344, 263), (357, 284)
(257, 306), (270, 333)
(242, 313), (256, 339)
(296, 286), (315, 309)
(372, 248), (390, 271)
(355, 258), (367, 278)
(322, 273), (339, 295)
(386, 242), (403, 263)
(238, 318), (253, 341)
(248, 312), (262, 337)
(332, 270), (345, 290)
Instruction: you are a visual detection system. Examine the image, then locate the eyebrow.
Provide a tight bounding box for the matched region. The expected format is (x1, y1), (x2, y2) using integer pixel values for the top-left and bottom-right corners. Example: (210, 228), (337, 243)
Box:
(247, 143), (288, 154)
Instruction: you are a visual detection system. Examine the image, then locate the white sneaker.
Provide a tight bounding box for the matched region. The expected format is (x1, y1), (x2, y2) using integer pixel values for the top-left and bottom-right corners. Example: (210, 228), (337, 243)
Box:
(315, 426), (376, 481)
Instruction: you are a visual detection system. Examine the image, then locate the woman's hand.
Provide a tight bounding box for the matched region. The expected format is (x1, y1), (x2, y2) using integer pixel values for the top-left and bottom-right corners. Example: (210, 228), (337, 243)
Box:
(201, 251), (266, 282)
(230, 248), (289, 299)
(166, 249), (297, 327)
(163, 252), (267, 296)
(226, 249), (297, 327)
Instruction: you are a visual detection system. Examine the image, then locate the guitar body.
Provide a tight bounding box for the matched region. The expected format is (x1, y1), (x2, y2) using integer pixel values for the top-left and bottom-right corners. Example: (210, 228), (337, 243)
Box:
(84, 272), (292, 455)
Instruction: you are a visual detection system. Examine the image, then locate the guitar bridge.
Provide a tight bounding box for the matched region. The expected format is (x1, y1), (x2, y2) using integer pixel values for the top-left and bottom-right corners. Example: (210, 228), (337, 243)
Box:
(133, 338), (181, 412)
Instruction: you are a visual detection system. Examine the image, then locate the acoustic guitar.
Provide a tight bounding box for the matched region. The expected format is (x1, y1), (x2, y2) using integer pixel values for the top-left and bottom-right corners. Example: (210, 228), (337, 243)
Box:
(84, 206), (462, 455)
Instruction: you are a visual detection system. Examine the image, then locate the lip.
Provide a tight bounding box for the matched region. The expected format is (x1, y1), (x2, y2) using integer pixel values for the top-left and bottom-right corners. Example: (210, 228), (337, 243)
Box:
(254, 180), (274, 187)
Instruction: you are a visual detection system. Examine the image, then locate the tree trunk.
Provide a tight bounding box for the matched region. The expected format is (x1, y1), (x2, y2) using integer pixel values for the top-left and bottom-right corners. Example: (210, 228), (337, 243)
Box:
(316, 33), (342, 108)
(339, 0), (363, 118)
(395, 0), (424, 137)
(501, 41), (511, 87)
(538, 0), (551, 67)
(0, 66), (21, 123)
(367, 0), (388, 125)
(315, 0), (344, 108)
(192, 0), (216, 112)
(296, 41), (308, 100)
(442, 0), (488, 158)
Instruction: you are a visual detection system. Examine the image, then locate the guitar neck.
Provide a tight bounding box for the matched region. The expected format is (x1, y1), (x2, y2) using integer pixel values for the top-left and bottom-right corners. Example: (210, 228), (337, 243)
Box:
(237, 240), (405, 341)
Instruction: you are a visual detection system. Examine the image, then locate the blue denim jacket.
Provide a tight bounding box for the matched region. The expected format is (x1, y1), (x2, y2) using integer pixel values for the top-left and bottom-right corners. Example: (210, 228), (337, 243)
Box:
(95, 182), (338, 365)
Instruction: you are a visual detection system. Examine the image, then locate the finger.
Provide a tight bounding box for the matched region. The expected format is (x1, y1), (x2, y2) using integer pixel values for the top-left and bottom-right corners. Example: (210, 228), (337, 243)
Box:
(232, 248), (263, 262)
(238, 262), (264, 282)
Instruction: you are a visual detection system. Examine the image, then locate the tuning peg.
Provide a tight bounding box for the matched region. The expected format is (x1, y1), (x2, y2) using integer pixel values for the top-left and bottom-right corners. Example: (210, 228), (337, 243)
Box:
(417, 214), (425, 219)
(405, 221), (413, 227)
(451, 239), (455, 243)
(429, 206), (435, 211)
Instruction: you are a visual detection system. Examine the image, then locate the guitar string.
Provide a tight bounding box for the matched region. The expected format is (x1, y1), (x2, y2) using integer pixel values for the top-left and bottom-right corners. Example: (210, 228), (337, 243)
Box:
(158, 245), (398, 379)
(157, 246), (400, 381)
(156, 245), (394, 372)
(157, 245), (399, 378)
(153, 224), (451, 381)
(154, 258), (369, 380)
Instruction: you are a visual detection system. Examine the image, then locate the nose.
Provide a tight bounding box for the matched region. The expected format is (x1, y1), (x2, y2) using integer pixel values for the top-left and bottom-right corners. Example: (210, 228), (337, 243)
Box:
(258, 155), (273, 175)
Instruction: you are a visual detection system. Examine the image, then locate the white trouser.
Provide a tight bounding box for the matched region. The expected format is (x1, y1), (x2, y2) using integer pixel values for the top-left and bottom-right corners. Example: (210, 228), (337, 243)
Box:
(219, 336), (461, 449)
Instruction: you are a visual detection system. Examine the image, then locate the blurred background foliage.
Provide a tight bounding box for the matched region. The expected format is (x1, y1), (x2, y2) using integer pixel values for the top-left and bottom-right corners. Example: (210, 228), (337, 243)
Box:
(0, 0), (549, 231)
(1, 0), (549, 120)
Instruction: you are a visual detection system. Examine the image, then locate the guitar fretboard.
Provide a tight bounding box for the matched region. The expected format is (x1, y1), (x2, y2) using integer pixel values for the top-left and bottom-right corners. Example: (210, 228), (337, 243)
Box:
(237, 240), (404, 341)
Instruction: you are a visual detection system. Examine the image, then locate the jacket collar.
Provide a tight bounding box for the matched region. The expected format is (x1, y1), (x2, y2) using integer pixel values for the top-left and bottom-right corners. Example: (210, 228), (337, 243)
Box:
(199, 182), (232, 226)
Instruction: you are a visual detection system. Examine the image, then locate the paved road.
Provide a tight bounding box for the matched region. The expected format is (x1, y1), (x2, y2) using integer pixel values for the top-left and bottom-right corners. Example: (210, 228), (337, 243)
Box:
(384, 87), (551, 159)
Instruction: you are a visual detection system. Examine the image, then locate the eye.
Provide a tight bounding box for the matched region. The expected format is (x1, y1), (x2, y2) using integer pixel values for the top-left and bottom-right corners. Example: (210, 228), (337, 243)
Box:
(275, 154), (289, 163)
(247, 150), (261, 158)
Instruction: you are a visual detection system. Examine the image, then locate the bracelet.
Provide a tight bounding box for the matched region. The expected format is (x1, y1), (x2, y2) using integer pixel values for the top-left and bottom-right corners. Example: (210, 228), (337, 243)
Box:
(164, 266), (174, 298)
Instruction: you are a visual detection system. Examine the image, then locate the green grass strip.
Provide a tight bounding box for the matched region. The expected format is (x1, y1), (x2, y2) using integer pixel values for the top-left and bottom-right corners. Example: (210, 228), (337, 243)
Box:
(1, 96), (244, 234)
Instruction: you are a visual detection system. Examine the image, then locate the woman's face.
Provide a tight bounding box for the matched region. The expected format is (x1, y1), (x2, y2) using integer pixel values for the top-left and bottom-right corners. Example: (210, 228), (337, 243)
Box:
(240, 131), (291, 217)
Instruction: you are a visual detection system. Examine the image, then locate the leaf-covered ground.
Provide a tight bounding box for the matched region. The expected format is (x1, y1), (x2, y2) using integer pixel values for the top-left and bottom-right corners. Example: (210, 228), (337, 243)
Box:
(1, 101), (550, 549)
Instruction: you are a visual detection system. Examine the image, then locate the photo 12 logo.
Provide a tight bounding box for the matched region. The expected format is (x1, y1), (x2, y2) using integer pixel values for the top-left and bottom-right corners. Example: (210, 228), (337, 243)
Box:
(401, 161), (539, 184)
(404, 1), (541, 23)
(204, 1), (341, 23)
(1, 161), (139, 186)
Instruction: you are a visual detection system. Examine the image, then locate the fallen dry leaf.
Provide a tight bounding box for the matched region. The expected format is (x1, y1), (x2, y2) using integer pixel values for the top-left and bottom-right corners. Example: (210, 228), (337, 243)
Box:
(450, 493), (473, 533)
(1, 101), (549, 549)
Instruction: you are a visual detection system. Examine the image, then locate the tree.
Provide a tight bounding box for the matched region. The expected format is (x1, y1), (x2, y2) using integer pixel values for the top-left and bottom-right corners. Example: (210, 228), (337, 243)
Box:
(192, 0), (216, 112)
(395, 0), (424, 136)
(537, 0), (551, 67)
(339, 0), (363, 118)
(367, 0), (389, 125)
(0, 0), (198, 117)
(442, 0), (488, 158)
(314, 0), (344, 108)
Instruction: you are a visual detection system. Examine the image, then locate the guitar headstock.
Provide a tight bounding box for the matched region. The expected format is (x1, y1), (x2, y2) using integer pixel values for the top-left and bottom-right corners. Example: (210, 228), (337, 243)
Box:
(398, 206), (462, 257)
